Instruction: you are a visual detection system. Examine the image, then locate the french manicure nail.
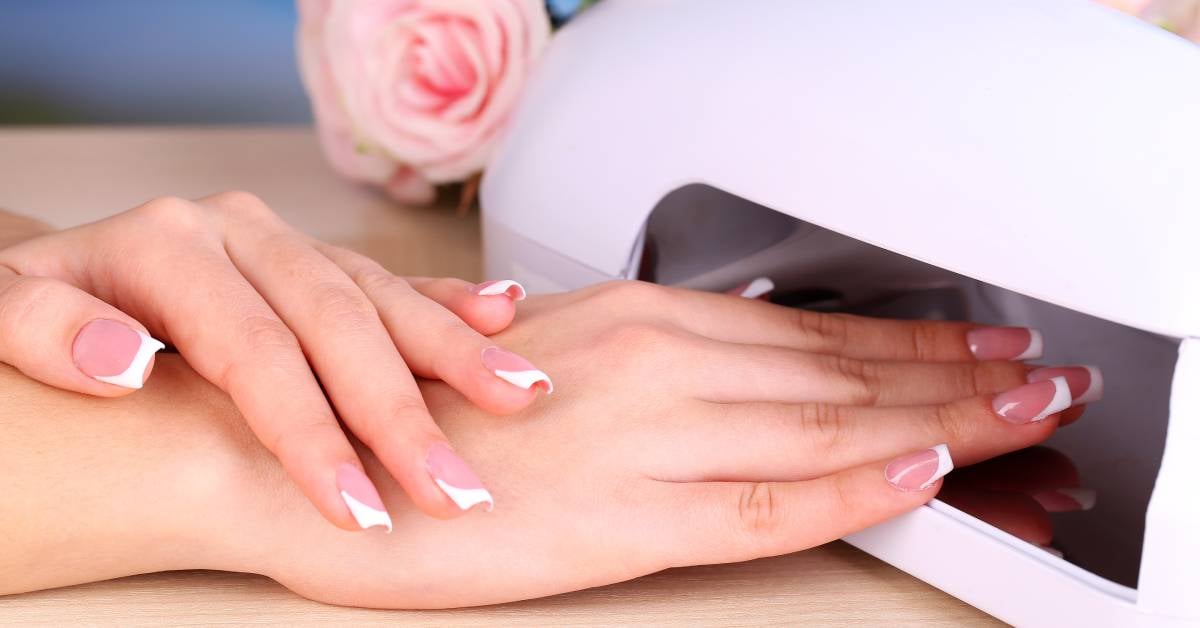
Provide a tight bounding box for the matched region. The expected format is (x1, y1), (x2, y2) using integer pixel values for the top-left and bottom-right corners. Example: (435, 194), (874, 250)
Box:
(885, 443), (954, 491)
(1033, 488), (1097, 512)
(1027, 365), (1103, 406)
(336, 464), (392, 532)
(731, 277), (775, 299)
(966, 326), (1043, 361)
(992, 377), (1072, 424)
(72, 319), (165, 389)
(426, 443), (494, 511)
(481, 346), (553, 393)
(471, 279), (526, 300)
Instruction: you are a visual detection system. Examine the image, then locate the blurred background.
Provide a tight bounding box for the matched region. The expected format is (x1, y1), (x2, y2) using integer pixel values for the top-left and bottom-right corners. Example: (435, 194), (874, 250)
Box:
(0, 0), (309, 124)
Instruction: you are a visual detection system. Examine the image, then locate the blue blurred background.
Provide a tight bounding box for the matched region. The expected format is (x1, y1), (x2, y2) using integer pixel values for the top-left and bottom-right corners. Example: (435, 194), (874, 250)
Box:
(0, 1), (309, 124)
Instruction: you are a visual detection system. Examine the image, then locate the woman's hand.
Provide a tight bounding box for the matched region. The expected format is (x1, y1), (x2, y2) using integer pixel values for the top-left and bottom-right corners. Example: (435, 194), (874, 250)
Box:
(0, 193), (550, 530)
(226, 281), (1095, 608)
(0, 280), (1099, 605)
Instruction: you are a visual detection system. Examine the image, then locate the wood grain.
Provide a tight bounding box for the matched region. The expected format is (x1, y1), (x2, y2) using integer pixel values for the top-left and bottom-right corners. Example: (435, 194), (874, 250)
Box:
(0, 127), (1000, 626)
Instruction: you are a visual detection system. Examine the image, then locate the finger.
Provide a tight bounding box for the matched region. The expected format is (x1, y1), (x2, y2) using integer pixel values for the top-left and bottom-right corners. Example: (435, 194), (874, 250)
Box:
(676, 336), (1033, 405)
(0, 268), (163, 396)
(937, 484), (1054, 545)
(392, 274), (520, 336)
(308, 239), (522, 336)
(584, 281), (1044, 362)
(317, 244), (550, 414)
(211, 204), (482, 519)
(653, 444), (952, 567)
(651, 379), (1077, 483)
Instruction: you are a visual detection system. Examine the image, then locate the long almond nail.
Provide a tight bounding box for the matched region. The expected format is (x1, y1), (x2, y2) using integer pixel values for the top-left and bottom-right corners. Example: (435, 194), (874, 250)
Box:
(729, 277), (774, 299)
(885, 444), (954, 491)
(481, 346), (553, 393)
(426, 443), (493, 511)
(1027, 365), (1103, 406)
(966, 326), (1043, 361)
(72, 319), (165, 389)
(336, 464), (392, 532)
(471, 279), (526, 300)
(1033, 488), (1097, 512)
(992, 377), (1072, 424)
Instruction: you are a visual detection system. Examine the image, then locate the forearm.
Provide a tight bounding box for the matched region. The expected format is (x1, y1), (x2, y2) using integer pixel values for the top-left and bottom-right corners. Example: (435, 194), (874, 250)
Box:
(0, 356), (255, 594)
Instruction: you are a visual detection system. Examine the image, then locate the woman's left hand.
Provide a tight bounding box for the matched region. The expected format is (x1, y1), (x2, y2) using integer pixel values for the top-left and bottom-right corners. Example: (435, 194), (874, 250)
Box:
(0, 192), (546, 529)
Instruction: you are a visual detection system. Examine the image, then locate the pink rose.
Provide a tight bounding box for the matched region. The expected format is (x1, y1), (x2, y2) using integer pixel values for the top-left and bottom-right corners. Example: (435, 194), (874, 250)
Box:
(1095, 0), (1200, 43)
(296, 0), (551, 204)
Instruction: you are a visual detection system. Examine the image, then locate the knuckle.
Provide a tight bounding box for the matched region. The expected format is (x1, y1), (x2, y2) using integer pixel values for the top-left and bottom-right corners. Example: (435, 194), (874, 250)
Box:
(208, 190), (271, 215)
(910, 321), (943, 362)
(796, 310), (849, 352)
(132, 196), (207, 233)
(594, 280), (663, 306)
(827, 354), (878, 405)
(236, 313), (301, 353)
(798, 403), (850, 450)
(353, 264), (404, 296)
(734, 482), (782, 545)
(308, 280), (378, 330)
(932, 401), (974, 443)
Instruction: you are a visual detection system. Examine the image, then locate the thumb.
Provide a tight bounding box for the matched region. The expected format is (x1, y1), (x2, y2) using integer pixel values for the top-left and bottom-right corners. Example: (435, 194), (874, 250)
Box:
(0, 269), (165, 395)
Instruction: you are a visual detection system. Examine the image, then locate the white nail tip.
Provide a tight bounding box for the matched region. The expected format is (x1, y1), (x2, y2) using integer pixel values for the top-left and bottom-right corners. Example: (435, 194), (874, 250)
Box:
(434, 479), (495, 512)
(922, 443), (955, 489)
(1074, 365), (1104, 406)
(477, 280), (526, 300)
(93, 331), (165, 389)
(1032, 376), (1073, 422)
(1013, 329), (1044, 361)
(340, 490), (393, 533)
(739, 277), (775, 299)
(1058, 487), (1097, 511)
(493, 368), (554, 394)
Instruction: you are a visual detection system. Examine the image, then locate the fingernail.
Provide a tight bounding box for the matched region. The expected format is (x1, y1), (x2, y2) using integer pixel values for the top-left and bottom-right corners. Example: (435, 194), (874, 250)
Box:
(992, 377), (1072, 424)
(1027, 365), (1103, 406)
(966, 326), (1043, 361)
(471, 279), (526, 300)
(72, 319), (165, 389)
(481, 346), (553, 393)
(426, 442), (494, 511)
(1033, 488), (1097, 512)
(885, 443), (954, 491)
(730, 277), (774, 299)
(336, 464), (392, 532)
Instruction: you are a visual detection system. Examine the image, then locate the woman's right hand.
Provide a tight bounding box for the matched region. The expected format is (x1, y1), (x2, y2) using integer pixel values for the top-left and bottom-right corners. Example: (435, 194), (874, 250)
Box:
(211, 281), (1100, 608)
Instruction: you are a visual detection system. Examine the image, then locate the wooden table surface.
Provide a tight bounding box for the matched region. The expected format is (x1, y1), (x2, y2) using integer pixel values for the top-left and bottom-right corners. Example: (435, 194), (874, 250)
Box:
(0, 127), (1000, 626)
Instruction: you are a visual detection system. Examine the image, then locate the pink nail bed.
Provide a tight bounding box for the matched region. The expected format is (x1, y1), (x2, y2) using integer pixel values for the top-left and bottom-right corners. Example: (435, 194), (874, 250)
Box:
(729, 277), (774, 299)
(992, 377), (1072, 424)
(471, 279), (527, 300)
(966, 326), (1043, 361)
(885, 444), (954, 491)
(335, 464), (392, 532)
(1027, 365), (1103, 406)
(481, 346), (553, 393)
(426, 443), (494, 511)
(72, 319), (165, 389)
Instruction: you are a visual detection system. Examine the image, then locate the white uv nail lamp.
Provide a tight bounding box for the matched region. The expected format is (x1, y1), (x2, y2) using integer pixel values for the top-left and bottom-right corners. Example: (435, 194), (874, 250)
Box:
(480, 0), (1200, 625)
